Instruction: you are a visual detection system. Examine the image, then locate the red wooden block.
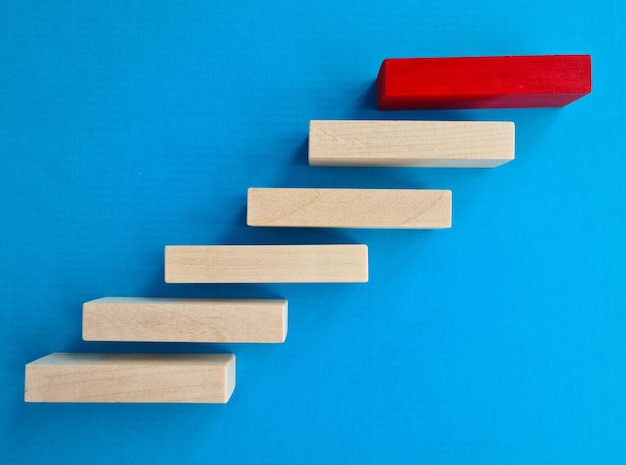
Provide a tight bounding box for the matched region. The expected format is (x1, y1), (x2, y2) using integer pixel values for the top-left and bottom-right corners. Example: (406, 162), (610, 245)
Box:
(377, 55), (591, 110)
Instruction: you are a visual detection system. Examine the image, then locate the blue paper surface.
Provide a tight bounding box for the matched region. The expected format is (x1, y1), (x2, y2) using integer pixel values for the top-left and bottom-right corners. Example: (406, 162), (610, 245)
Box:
(1, 1), (625, 463)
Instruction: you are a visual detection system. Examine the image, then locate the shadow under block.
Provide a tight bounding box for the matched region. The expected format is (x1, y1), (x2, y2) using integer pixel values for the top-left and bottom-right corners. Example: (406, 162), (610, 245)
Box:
(83, 297), (288, 343)
(165, 244), (368, 283)
(308, 120), (514, 168)
(24, 353), (235, 403)
(247, 188), (451, 228)
(377, 55), (592, 110)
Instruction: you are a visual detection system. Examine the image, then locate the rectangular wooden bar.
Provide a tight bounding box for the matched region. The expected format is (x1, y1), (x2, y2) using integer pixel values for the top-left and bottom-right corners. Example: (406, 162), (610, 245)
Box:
(309, 120), (514, 168)
(165, 244), (368, 283)
(83, 297), (288, 343)
(377, 55), (591, 110)
(25, 353), (235, 403)
(247, 188), (451, 228)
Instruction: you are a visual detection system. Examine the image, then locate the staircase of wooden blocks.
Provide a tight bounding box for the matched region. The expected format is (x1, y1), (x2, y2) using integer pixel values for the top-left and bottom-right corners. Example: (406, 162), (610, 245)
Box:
(24, 54), (591, 404)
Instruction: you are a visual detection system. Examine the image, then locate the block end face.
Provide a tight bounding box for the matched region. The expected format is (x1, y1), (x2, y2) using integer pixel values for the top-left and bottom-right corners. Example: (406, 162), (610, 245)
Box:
(222, 355), (236, 403)
(164, 246), (175, 283)
(376, 62), (391, 110)
(361, 245), (369, 282)
(246, 189), (260, 226)
(281, 300), (288, 342)
(445, 189), (453, 229)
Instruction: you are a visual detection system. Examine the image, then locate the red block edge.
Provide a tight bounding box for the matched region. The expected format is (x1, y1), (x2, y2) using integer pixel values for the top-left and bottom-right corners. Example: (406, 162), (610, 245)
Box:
(377, 55), (592, 110)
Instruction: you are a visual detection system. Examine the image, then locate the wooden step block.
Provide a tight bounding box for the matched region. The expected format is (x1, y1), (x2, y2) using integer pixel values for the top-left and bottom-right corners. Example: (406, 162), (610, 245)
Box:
(377, 55), (592, 110)
(83, 297), (288, 343)
(24, 353), (235, 403)
(165, 244), (368, 283)
(308, 120), (514, 168)
(247, 188), (451, 228)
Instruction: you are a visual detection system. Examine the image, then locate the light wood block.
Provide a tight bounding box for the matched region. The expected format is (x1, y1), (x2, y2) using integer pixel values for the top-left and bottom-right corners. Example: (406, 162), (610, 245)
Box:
(83, 297), (287, 343)
(308, 120), (514, 168)
(165, 244), (368, 283)
(24, 353), (235, 403)
(247, 188), (451, 229)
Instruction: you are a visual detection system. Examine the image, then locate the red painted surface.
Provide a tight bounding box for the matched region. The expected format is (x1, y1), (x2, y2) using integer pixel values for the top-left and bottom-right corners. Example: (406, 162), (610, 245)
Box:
(377, 55), (592, 110)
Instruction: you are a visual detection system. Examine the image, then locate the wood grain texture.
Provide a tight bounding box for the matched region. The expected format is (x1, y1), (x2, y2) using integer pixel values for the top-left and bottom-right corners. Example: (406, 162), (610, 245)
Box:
(247, 188), (451, 228)
(377, 55), (592, 110)
(24, 353), (235, 403)
(83, 297), (288, 343)
(165, 245), (368, 283)
(308, 120), (514, 168)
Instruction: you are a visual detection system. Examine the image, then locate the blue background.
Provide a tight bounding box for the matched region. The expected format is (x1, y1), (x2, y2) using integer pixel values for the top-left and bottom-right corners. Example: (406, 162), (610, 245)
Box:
(1, 1), (624, 463)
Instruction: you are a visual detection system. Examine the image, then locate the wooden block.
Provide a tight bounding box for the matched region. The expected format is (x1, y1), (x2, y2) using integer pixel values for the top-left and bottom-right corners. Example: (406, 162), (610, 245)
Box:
(247, 188), (451, 228)
(83, 297), (287, 343)
(165, 244), (368, 283)
(309, 120), (514, 168)
(24, 353), (235, 403)
(377, 54), (592, 110)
